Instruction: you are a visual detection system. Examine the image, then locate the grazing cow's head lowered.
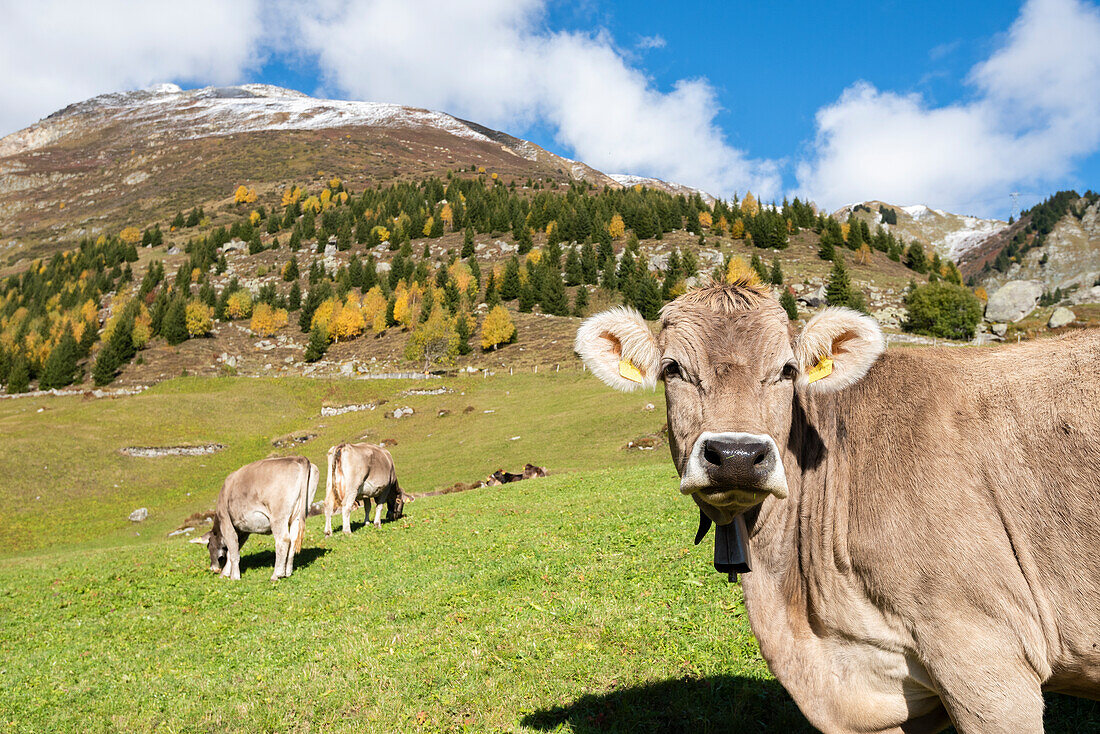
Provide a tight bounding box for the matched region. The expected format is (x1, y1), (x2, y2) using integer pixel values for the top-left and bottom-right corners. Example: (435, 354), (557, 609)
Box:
(576, 279), (884, 527)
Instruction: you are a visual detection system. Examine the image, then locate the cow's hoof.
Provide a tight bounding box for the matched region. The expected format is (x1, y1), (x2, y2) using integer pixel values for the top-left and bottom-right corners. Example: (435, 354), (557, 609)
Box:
(342, 530), (352, 535)
(324, 531), (332, 538)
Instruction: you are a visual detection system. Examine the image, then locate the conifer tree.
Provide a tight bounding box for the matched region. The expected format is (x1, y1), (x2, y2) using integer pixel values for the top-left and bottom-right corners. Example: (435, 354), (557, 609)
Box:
(780, 290), (799, 321)
(462, 227), (475, 258)
(40, 329), (79, 389)
(518, 281), (536, 312)
(283, 257), (299, 282)
(304, 325), (328, 362)
(541, 267), (570, 316)
(287, 281), (301, 311)
(905, 242), (928, 273)
(580, 241), (598, 284)
(750, 253), (768, 282)
(92, 344), (119, 387)
(769, 256), (784, 286)
(826, 254), (851, 307)
(572, 285), (589, 317)
(634, 273), (661, 320)
(162, 296), (189, 346)
(500, 257), (521, 300)
(564, 246), (583, 286)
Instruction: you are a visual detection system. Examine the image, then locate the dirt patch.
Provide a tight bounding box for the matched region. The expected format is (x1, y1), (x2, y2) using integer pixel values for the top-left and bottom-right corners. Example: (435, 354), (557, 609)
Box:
(119, 443), (225, 457)
(272, 432), (317, 448)
(624, 424), (669, 451)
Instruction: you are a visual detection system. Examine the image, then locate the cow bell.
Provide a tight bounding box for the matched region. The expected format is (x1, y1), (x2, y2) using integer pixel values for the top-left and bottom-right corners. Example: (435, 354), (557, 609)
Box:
(694, 509), (752, 582)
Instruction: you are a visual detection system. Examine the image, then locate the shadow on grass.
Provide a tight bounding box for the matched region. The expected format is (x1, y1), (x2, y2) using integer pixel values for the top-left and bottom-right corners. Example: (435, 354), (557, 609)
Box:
(238, 546), (330, 575)
(521, 675), (812, 734)
(347, 515), (406, 533)
(521, 677), (1100, 734)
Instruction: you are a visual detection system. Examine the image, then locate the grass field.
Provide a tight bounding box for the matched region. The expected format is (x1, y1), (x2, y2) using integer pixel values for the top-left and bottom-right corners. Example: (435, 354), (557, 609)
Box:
(1, 375), (1098, 732)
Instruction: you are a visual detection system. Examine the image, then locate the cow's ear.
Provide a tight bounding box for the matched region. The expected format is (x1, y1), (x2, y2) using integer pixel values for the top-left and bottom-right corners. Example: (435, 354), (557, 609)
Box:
(575, 306), (660, 391)
(794, 307), (884, 394)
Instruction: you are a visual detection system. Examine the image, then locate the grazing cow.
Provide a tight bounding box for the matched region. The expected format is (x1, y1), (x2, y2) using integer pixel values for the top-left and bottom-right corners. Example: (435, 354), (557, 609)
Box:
(325, 442), (405, 535)
(203, 456), (318, 581)
(576, 280), (1100, 733)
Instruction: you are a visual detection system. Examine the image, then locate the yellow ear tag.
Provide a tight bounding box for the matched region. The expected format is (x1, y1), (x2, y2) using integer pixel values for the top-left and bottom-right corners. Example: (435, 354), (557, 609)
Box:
(805, 356), (834, 384)
(618, 359), (644, 383)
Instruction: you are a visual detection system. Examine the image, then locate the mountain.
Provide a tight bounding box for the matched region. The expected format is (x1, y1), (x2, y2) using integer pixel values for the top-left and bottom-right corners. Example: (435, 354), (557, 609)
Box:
(1, 83), (708, 263)
(833, 200), (1007, 261)
(959, 193), (1100, 295)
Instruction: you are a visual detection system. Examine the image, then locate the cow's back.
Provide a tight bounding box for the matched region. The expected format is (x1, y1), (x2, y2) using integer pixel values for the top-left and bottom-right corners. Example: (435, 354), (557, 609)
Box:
(222, 457), (312, 526)
(826, 330), (1100, 680)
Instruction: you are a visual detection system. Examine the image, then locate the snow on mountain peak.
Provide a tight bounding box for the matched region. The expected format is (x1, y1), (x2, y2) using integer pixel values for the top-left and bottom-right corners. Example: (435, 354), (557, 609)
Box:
(1, 84), (498, 157)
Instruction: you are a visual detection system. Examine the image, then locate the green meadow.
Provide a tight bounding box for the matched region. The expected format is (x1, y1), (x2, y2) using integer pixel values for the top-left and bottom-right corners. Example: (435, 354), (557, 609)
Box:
(0, 374), (1097, 731)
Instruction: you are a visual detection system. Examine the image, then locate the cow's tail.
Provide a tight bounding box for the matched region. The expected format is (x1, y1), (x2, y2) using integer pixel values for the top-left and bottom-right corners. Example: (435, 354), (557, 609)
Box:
(292, 459), (316, 554)
(325, 444), (343, 517)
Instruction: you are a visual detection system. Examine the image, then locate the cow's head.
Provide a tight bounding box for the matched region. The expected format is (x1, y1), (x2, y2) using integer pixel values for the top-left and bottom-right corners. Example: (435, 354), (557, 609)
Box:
(387, 492), (406, 522)
(197, 530), (228, 572)
(576, 280), (883, 526)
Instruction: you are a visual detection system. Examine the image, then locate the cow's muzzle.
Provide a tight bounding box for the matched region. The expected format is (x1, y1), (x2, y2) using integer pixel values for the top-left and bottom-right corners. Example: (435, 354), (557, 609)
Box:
(680, 431), (789, 508)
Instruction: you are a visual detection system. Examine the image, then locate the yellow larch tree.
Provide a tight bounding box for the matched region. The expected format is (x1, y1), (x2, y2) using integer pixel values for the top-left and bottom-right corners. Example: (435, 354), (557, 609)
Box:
(480, 305), (516, 350)
(608, 214), (626, 239)
(741, 191), (759, 217)
(725, 256), (762, 286)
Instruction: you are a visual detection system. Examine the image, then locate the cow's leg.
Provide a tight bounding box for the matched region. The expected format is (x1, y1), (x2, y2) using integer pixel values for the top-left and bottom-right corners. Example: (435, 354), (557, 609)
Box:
(341, 489), (356, 534)
(922, 630), (1044, 734)
(323, 498), (333, 537)
(271, 524), (291, 580)
(221, 527), (242, 580)
(373, 501), (384, 528)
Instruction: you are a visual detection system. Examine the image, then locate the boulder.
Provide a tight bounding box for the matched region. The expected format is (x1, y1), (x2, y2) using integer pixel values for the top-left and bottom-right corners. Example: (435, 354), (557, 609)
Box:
(871, 306), (905, 329)
(1048, 307), (1076, 329)
(798, 285), (826, 309)
(991, 323), (1008, 337)
(984, 280), (1043, 323)
(1069, 285), (1100, 305)
(129, 507), (148, 522)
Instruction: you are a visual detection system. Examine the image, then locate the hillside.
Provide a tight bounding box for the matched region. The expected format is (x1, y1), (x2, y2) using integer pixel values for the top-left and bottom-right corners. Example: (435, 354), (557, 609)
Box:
(0, 83), (698, 262)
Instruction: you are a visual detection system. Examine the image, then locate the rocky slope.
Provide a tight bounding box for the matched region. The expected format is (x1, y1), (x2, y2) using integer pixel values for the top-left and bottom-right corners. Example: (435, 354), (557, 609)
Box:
(834, 200), (1007, 261)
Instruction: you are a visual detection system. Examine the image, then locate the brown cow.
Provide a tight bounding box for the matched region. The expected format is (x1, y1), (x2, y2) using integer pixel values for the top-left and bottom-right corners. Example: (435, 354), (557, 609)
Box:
(203, 456), (318, 581)
(576, 279), (1100, 733)
(325, 442), (405, 535)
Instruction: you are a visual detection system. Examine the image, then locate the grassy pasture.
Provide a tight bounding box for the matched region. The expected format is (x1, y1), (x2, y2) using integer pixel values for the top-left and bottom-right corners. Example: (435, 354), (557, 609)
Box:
(0, 375), (1098, 731)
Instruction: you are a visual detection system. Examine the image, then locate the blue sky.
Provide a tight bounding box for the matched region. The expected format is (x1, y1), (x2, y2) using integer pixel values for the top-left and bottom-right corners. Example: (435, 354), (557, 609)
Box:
(3, 0), (1099, 218)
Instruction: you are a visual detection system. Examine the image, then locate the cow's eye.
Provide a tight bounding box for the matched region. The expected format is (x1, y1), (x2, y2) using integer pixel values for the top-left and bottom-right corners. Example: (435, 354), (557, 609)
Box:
(781, 362), (798, 381)
(661, 360), (682, 380)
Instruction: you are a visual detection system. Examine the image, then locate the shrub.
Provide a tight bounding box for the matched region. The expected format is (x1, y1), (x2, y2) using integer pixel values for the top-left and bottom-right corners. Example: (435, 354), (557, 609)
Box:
(250, 303), (288, 337)
(903, 283), (982, 341)
(405, 307), (459, 370)
(226, 290), (253, 320)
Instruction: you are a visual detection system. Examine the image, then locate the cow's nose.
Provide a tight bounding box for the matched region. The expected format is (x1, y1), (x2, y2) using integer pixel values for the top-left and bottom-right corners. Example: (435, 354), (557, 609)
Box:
(702, 438), (775, 487)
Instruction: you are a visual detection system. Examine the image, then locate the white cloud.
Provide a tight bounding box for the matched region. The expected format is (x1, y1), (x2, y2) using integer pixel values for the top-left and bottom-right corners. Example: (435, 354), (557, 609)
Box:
(795, 0), (1100, 215)
(287, 0), (779, 200)
(0, 0), (264, 137)
(636, 35), (667, 50)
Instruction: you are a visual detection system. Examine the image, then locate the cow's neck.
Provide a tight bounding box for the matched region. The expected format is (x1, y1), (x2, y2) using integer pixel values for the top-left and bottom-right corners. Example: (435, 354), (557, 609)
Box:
(737, 390), (872, 721)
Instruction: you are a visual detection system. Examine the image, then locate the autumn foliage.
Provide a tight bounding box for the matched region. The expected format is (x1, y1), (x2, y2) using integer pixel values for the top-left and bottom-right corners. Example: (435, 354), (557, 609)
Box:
(480, 306), (516, 351)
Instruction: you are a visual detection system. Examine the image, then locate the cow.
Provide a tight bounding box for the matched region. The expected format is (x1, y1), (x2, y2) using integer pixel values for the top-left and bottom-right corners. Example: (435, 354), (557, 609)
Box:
(575, 279), (1100, 734)
(325, 442), (405, 536)
(522, 463), (548, 479)
(486, 469), (524, 486)
(201, 456), (318, 581)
